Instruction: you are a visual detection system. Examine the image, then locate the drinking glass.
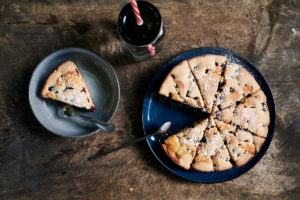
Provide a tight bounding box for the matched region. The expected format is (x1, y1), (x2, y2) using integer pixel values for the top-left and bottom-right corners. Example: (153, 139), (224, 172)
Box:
(117, 1), (164, 61)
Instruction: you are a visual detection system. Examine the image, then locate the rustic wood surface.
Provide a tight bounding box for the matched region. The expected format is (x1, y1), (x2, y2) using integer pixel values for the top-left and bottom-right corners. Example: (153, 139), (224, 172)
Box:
(0, 0), (299, 199)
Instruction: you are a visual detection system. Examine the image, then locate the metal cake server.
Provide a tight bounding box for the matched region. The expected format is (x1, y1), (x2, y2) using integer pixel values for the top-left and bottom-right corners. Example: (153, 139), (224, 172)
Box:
(88, 121), (171, 161)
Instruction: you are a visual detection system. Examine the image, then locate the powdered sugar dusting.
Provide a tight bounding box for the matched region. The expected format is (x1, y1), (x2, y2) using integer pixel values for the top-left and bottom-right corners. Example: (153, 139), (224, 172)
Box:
(225, 54), (244, 66)
(203, 75), (217, 91)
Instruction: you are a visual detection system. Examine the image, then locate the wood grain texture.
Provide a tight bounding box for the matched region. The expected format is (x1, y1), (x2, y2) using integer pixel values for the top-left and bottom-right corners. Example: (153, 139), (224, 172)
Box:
(0, 0), (299, 199)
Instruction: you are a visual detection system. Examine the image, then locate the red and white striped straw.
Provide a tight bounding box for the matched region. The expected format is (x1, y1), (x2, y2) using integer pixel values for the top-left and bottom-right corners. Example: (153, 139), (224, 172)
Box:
(147, 44), (155, 56)
(130, 0), (143, 26)
(130, 0), (156, 56)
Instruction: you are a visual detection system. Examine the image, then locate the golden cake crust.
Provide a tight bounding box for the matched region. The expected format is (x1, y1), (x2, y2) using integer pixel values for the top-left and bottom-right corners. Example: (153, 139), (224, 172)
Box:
(188, 55), (227, 113)
(215, 63), (260, 110)
(159, 60), (204, 109)
(161, 119), (208, 170)
(41, 60), (95, 111)
(160, 56), (269, 171)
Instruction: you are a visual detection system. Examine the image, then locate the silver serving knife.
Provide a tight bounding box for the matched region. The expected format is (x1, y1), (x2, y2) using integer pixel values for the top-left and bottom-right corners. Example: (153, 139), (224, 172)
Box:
(89, 121), (171, 161)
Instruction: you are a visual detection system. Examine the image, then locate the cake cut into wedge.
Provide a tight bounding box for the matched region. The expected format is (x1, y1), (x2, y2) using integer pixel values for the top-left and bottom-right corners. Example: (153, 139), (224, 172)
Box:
(188, 55), (227, 113)
(159, 55), (270, 171)
(162, 119), (208, 170)
(216, 120), (257, 167)
(216, 120), (266, 153)
(223, 129), (256, 167)
(233, 90), (270, 137)
(192, 117), (232, 172)
(41, 60), (95, 111)
(215, 62), (260, 110)
(159, 60), (205, 110)
(215, 90), (270, 138)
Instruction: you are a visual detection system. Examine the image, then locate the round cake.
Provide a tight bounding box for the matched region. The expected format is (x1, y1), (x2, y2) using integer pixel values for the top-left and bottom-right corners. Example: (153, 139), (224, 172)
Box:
(159, 55), (269, 171)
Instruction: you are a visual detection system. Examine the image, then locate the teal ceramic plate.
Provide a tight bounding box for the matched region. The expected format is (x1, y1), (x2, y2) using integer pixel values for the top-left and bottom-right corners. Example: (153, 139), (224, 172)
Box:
(29, 48), (120, 137)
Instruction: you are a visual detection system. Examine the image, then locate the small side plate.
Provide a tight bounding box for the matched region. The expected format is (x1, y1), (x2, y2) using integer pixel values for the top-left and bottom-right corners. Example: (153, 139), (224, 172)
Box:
(29, 48), (120, 137)
(142, 47), (276, 183)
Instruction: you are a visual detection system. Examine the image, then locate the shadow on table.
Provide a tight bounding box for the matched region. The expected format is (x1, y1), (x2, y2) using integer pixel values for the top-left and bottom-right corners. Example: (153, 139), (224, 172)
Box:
(3, 61), (60, 140)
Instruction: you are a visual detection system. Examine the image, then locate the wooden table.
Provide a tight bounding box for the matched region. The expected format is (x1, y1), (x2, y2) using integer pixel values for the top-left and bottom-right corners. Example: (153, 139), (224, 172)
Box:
(1, 0), (299, 199)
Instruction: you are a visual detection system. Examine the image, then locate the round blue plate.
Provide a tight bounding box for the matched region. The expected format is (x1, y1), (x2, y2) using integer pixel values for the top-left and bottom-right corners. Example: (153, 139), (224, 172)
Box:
(142, 47), (276, 183)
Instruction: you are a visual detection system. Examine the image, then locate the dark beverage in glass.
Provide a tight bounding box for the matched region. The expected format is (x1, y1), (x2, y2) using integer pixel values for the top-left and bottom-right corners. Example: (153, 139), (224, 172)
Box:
(118, 1), (164, 60)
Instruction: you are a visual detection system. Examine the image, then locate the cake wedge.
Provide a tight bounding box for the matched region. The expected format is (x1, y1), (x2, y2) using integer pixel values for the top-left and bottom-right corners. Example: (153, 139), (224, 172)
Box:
(215, 62), (260, 110)
(159, 60), (205, 109)
(215, 90), (269, 138)
(162, 119), (208, 170)
(188, 55), (227, 113)
(41, 60), (95, 111)
(192, 117), (232, 171)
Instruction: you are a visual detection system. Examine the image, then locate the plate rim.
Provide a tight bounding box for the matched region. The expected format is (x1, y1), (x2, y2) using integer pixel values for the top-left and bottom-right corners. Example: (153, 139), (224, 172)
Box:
(142, 47), (276, 183)
(28, 47), (120, 138)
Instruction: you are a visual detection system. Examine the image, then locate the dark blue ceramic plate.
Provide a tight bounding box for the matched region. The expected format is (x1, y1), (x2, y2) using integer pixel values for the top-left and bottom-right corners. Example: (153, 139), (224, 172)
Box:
(142, 47), (276, 183)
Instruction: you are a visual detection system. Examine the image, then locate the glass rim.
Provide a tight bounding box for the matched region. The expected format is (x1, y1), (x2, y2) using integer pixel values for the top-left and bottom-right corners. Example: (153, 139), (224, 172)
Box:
(117, 1), (163, 47)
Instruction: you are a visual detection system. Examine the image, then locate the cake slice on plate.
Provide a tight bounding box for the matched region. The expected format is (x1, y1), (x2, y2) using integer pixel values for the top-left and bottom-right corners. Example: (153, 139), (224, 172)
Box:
(215, 90), (269, 138)
(41, 60), (95, 111)
(159, 60), (205, 109)
(162, 119), (208, 170)
(224, 129), (256, 167)
(215, 62), (260, 110)
(216, 120), (257, 167)
(232, 90), (269, 137)
(192, 117), (232, 171)
(214, 104), (235, 124)
(188, 55), (227, 113)
(158, 73), (184, 103)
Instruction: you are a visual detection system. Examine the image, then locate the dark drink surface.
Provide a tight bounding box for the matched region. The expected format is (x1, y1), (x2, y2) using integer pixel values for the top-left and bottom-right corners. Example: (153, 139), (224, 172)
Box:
(118, 1), (162, 46)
